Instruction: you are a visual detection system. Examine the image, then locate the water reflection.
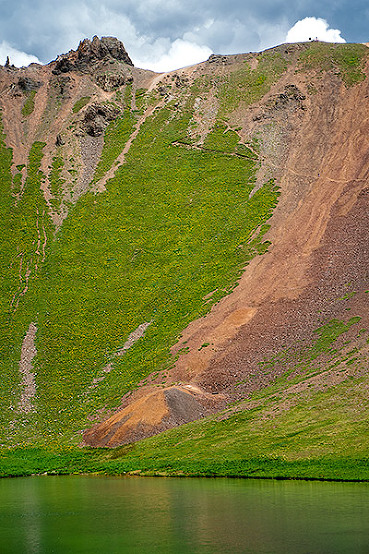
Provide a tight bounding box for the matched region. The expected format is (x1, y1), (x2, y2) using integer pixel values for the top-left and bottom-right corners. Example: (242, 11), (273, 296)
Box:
(0, 476), (369, 553)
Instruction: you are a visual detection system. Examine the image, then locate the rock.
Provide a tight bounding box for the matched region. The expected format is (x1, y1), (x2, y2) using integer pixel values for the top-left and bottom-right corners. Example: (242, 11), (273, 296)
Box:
(58, 75), (71, 96)
(95, 70), (133, 91)
(157, 86), (168, 96)
(79, 36), (133, 65)
(52, 36), (133, 75)
(270, 85), (306, 111)
(55, 134), (64, 146)
(173, 73), (189, 88)
(207, 54), (228, 64)
(52, 57), (74, 75)
(254, 84), (306, 121)
(50, 75), (71, 97)
(17, 76), (42, 92)
(284, 84), (306, 102)
(82, 102), (120, 137)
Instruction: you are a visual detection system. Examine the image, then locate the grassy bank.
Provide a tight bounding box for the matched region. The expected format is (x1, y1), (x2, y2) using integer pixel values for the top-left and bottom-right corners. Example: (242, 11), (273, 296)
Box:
(1, 448), (369, 482)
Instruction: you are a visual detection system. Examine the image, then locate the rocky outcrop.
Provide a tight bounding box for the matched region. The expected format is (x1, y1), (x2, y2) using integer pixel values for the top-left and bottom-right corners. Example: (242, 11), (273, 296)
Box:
(95, 69), (133, 92)
(81, 102), (120, 137)
(253, 84), (306, 121)
(52, 35), (133, 75)
(77, 36), (133, 66)
(17, 76), (42, 92)
(207, 54), (229, 64)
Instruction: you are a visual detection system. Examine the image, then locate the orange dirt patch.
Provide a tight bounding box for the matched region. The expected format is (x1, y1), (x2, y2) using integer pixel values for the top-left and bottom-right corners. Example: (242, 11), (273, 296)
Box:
(83, 385), (225, 447)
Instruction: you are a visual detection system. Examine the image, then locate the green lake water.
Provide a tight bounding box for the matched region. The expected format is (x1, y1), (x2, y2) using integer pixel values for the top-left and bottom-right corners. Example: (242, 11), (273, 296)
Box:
(1, 475), (369, 553)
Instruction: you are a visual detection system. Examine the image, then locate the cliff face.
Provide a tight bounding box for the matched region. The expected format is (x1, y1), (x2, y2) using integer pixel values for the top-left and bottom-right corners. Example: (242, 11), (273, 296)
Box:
(1, 38), (369, 451)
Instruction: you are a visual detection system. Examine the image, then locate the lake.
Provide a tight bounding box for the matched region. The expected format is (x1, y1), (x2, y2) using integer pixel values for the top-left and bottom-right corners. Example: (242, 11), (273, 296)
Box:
(0, 475), (369, 553)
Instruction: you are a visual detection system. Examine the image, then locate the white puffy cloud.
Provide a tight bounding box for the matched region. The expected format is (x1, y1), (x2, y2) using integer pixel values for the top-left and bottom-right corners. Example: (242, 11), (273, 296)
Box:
(0, 41), (41, 67)
(285, 17), (346, 44)
(133, 38), (213, 72)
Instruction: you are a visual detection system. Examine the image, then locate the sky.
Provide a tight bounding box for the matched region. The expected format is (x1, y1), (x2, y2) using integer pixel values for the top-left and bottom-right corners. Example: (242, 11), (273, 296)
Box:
(0, 0), (368, 71)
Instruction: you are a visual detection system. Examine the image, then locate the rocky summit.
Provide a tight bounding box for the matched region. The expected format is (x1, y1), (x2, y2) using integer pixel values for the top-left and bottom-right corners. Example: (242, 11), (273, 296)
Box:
(52, 35), (133, 74)
(1, 37), (369, 477)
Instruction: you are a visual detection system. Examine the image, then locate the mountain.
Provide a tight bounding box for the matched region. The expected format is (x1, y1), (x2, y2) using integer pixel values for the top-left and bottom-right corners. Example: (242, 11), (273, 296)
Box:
(1, 36), (369, 473)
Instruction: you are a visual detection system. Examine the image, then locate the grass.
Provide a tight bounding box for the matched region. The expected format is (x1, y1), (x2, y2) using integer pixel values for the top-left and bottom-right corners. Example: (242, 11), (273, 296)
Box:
(298, 43), (368, 86)
(49, 155), (65, 212)
(21, 90), (36, 117)
(72, 96), (91, 113)
(0, 134), (53, 446)
(218, 51), (288, 115)
(1, 448), (369, 481)
(203, 122), (240, 153)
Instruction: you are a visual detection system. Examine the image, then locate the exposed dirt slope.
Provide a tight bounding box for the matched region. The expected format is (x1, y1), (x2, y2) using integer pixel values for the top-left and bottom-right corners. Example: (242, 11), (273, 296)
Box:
(170, 61), (369, 392)
(84, 385), (224, 447)
(0, 36), (154, 227)
(84, 45), (369, 446)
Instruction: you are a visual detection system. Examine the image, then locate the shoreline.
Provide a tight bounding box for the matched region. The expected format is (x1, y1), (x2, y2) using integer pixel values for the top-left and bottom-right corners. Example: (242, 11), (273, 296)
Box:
(1, 448), (369, 482)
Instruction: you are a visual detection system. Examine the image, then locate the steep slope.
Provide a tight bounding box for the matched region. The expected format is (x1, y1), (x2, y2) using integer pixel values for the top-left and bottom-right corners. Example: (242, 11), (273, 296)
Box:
(85, 42), (369, 448)
(1, 38), (369, 460)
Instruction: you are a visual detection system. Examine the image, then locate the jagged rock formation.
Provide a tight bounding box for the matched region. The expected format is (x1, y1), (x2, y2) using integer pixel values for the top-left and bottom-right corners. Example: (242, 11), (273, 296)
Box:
(52, 35), (133, 75)
(17, 76), (42, 92)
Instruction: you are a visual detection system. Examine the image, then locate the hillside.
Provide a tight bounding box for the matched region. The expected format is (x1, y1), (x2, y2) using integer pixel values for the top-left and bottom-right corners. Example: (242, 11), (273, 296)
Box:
(1, 37), (369, 477)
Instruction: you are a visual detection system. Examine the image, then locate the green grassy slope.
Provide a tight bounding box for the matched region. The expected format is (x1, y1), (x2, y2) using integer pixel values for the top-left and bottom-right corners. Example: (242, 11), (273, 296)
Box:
(2, 313), (369, 480)
(1, 42), (369, 480)
(1, 77), (280, 448)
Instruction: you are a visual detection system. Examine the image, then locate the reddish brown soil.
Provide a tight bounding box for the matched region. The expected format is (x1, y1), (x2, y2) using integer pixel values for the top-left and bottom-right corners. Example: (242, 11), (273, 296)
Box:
(167, 61), (369, 401)
(88, 53), (369, 446)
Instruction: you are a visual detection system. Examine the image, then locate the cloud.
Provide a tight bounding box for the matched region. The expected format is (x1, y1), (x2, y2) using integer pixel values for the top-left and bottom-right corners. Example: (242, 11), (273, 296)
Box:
(0, 1), (362, 71)
(133, 38), (213, 72)
(285, 17), (346, 44)
(0, 41), (41, 67)
(0, 1), (292, 66)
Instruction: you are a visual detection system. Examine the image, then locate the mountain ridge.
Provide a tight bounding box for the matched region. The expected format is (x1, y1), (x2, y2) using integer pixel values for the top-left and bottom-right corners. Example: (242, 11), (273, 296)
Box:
(1, 38), (369, 469)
